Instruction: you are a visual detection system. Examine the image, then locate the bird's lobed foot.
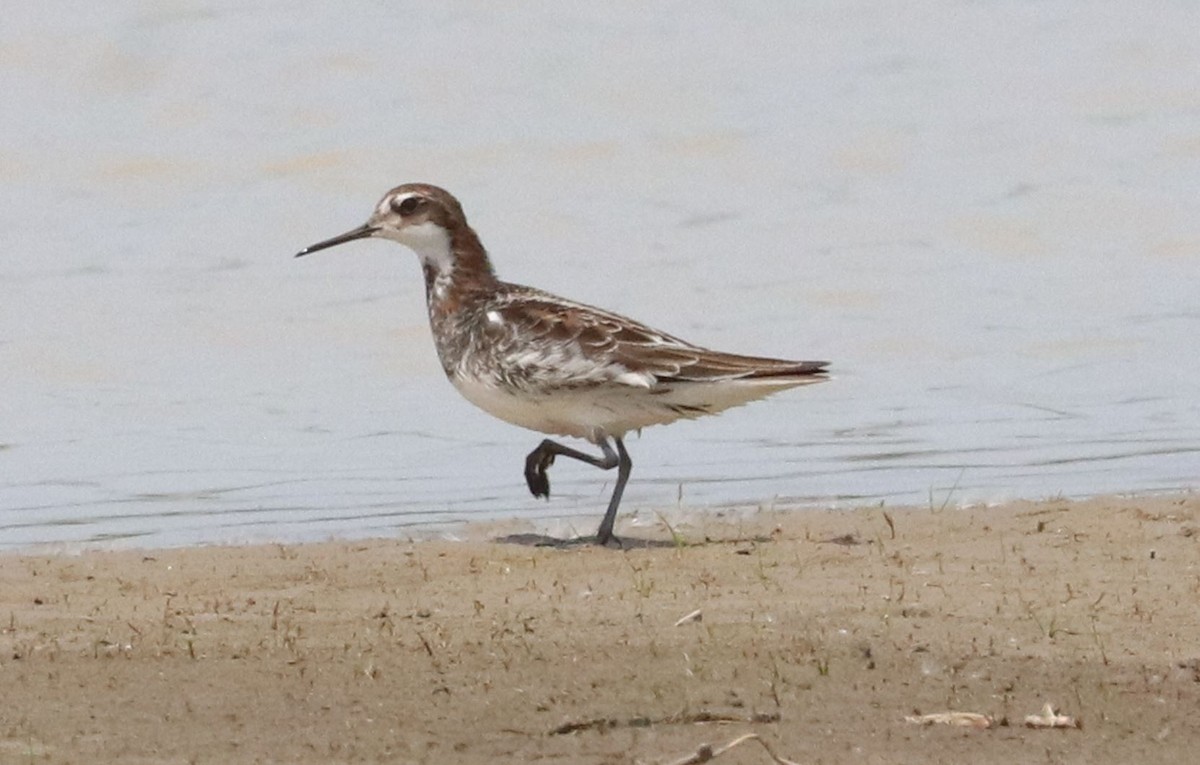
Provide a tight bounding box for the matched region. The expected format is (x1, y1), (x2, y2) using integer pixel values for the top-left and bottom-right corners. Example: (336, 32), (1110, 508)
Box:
(524, 451), (555, 498)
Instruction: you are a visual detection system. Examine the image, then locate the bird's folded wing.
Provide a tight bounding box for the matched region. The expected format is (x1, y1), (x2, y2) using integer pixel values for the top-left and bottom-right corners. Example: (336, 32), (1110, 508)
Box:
(493, 291), (827, 388)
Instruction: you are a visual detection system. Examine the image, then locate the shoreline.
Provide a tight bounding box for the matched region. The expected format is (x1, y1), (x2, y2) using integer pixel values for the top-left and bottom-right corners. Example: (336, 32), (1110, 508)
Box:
(8, 485), (1195, 557)
(2, 492), (1198, 763)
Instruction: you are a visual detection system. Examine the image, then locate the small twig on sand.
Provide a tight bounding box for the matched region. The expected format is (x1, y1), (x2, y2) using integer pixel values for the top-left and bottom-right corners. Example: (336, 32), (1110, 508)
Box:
(552, 711), (778, 736)
(661, 732), (801, 765)
(904, 711), (993, 729)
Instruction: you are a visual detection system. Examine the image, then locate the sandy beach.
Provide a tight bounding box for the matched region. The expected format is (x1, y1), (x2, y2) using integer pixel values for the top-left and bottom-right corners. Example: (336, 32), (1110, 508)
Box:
(2, 493), (1198, 763)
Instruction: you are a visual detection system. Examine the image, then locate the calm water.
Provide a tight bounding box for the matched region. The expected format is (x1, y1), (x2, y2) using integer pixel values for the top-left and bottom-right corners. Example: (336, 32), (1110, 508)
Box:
(2, 3), (1198, 550)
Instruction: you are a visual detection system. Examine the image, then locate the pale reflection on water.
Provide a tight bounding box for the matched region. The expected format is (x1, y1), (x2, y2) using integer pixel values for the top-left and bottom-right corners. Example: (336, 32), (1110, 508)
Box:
(1, 4), (1197, 549)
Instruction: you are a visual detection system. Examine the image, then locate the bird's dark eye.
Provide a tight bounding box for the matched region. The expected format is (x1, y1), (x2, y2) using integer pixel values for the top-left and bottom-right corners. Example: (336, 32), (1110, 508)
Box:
(393, 196), (422, 216)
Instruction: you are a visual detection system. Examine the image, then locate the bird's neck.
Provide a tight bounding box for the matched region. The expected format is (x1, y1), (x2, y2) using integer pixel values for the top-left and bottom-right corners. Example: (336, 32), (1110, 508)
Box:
(420, 222), (498, 316)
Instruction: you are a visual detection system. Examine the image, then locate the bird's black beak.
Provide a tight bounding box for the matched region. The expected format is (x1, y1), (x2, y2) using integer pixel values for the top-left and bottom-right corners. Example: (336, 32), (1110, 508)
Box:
(295, 223), (379, 258)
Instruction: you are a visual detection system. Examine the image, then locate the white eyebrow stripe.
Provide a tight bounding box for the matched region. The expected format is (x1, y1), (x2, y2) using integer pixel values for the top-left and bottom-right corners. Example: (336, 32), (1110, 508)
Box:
(380, 192), (421, 214)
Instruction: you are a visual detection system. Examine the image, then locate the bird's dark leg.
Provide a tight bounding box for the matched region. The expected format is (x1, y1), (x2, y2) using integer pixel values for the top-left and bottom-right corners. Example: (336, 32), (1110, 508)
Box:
(594, 437), (632, 546)
(524, 436), (632, 546)
(524, 438), (618, 498)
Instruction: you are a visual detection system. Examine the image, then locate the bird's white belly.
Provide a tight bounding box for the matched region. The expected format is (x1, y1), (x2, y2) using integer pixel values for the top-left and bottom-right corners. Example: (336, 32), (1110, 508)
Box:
(448, 375), (676, 442)
(448, 373), (809, 443)
(450, 376), (616, 441)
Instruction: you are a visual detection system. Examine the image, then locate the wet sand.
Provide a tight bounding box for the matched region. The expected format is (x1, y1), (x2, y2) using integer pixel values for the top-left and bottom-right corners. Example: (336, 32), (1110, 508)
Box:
(2, 493), (1198, 763)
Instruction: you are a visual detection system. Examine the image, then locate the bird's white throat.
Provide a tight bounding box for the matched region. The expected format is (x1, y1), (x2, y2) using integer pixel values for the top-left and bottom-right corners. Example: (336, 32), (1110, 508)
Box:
(382, 220), (454, 274)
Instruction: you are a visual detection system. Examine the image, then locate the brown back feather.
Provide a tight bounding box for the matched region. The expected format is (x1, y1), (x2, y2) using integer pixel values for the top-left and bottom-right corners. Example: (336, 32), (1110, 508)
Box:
(492, 289), (828, 384)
